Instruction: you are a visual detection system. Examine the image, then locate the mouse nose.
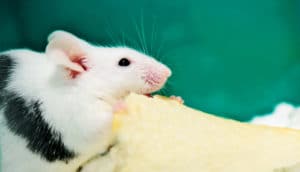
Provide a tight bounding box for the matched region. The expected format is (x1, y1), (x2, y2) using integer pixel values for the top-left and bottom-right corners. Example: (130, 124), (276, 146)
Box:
(162, 65), (172, 78)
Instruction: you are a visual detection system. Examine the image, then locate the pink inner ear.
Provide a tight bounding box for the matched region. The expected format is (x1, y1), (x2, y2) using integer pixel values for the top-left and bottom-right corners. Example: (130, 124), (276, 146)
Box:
(68, 56), (89, 79)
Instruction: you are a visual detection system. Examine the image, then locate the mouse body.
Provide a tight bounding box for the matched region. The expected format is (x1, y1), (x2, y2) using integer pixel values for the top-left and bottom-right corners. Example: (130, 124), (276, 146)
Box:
(0, 31), (171, 172)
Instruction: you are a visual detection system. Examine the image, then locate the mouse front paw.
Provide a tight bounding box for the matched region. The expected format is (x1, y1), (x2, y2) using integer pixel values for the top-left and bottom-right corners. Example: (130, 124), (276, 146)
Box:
(170, 95), (184, 104)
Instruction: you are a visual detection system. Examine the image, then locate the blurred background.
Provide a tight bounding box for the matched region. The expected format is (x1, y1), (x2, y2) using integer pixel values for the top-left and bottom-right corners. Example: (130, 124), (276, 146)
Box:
(0, 0), (299, 122)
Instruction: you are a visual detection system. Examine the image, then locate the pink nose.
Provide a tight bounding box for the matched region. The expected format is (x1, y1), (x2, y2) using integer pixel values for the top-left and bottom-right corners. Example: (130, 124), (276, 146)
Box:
(162, 66), (172, 78)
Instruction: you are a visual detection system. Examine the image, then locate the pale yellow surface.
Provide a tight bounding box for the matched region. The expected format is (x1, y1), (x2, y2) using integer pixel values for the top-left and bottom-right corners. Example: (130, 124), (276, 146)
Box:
(108, 94), (300, 172)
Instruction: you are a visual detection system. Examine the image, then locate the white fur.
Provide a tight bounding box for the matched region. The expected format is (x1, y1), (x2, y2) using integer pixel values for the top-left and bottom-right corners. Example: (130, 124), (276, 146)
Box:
(0, 31), (171, 172)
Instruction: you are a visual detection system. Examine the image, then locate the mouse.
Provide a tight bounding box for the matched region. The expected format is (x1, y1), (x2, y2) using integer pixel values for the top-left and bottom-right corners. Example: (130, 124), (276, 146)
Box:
(0, 30), (172, 172)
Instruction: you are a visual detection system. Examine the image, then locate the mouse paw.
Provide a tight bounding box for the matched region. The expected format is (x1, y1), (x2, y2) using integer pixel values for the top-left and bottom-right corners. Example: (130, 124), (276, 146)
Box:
(170, 95), (184, 104)
(113, 100), (127, 113)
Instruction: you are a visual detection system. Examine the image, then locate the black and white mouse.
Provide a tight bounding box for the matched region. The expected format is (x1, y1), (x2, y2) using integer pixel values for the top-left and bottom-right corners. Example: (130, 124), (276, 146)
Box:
(0, 30), (171, 172)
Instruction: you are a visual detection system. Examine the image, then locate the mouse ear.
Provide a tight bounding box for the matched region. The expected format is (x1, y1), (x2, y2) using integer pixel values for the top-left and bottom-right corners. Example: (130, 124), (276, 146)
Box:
(46, 30), (89, 78)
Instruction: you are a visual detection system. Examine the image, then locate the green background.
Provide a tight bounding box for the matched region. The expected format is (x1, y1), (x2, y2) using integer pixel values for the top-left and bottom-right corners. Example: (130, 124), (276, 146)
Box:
(0, 0), (300, 170)
(0, 0), (300, 120)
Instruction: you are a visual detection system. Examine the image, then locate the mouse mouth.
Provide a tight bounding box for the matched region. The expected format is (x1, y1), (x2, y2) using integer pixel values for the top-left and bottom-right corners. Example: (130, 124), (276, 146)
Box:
(144, 93), (153, 97)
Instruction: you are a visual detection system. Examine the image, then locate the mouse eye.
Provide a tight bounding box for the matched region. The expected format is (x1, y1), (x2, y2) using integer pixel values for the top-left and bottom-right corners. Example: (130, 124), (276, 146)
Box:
(118, 58), (131, 67)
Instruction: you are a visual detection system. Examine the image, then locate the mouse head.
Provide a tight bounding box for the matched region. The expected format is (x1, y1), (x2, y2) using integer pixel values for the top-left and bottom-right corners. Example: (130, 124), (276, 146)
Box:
(46, 30), (171, 103)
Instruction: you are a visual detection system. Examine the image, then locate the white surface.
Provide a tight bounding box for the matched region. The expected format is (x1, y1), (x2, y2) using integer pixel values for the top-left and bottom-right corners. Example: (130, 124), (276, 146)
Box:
(250, 102), (300, 129)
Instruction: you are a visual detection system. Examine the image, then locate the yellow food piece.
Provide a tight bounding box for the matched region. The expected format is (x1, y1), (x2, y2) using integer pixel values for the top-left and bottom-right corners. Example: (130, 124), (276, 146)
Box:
(112, 117), (121, 132)
(106, 94), (300, 172)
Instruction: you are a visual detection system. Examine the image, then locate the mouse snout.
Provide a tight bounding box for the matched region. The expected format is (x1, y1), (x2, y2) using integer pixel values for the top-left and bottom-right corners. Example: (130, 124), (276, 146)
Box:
(141, 63), (171, 93)
(162, 65), (172, 78)
(150, 64), (171, 83)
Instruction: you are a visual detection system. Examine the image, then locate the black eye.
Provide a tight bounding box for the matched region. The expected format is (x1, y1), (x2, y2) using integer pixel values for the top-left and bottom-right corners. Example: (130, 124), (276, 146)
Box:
(118, 58), (131, 67)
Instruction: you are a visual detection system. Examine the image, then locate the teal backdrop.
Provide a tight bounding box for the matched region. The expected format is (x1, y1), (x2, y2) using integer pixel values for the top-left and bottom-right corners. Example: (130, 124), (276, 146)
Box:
(0, 0), (299, 171)
(0, 0), (299, 121)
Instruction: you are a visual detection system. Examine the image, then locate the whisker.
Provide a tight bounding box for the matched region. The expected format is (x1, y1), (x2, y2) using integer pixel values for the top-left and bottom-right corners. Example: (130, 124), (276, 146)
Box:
(140, 10), (149, 54)
(150, 17), (157, 56)
(104, 19), (119, 46)
(132, 16), (146, 53)
(156, 37), (166, 60)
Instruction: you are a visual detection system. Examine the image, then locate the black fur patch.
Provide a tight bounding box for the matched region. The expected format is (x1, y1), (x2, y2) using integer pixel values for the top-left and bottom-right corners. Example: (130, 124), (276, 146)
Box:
(0, 55), (15, 104)
(0, 55), (14, 90)
(3, 94), (76, 162)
